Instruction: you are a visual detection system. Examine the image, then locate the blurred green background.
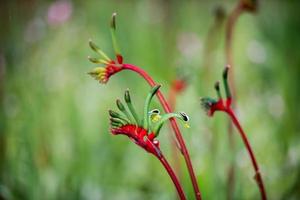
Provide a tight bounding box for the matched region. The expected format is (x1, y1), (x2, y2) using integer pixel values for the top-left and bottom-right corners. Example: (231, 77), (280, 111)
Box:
(1, 0), (300, 199)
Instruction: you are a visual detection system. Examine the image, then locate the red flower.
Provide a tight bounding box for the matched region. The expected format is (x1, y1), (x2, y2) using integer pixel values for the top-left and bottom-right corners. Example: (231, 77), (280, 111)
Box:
(88, 13), (125, 84)
(109, 86), (190, 158)
(88, 60), (123, 84)
(200, 66), (232, 116)
(111, 124), (160, 156)
(172, 79), (187, 94)
(87, 39), (124, 84)
(200, 66), (268, 199)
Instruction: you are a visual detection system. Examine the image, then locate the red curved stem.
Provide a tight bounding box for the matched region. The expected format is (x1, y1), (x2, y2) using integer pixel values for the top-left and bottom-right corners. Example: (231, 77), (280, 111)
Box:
(157, 154), (187, 200)
(123, 63), (202, 200)
(226, 109), (267, 200)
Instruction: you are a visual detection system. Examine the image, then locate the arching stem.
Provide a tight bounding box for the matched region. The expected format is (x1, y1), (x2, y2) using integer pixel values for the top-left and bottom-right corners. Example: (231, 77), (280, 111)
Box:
(226, 109), (267, 200)
(123, 63), (202, 200)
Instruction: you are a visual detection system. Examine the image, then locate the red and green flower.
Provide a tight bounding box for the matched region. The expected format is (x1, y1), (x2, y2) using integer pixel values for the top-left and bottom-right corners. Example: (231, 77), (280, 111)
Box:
(200, 66), (232, 116)
(109, 85), (190, 157)
(87, 13), (124, 84)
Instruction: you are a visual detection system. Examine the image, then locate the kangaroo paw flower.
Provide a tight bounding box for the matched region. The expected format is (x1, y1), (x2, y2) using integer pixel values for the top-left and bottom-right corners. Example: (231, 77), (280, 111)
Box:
(108, 85), (191, 158)
(200, 66), (233, 116)
(87, 13), (124, 84)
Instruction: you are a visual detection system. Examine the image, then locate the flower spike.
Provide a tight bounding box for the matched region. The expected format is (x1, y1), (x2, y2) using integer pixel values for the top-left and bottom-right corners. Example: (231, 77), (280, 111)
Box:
(87, 15), (125, 84)
(110, 89), (162, 156)
(200, 66), (267, 200)
(109, 87), (190, 155)
(200, 66), (233, 116)
(88, 39), (124, 84)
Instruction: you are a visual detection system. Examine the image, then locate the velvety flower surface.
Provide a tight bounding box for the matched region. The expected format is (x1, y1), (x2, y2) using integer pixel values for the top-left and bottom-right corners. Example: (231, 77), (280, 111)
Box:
(111, 124), (160, 155)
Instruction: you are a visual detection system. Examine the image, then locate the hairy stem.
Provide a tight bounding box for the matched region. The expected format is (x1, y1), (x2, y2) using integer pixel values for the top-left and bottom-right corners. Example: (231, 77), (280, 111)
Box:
(123, 63), (202, 200)
(157, 154), (187, 200)
(227, 109), (267, 200)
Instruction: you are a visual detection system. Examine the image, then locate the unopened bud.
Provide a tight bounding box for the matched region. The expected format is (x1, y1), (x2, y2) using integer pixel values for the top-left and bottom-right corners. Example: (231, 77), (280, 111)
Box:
(124, 89), (131, 103)
(116, 99), (125, 111)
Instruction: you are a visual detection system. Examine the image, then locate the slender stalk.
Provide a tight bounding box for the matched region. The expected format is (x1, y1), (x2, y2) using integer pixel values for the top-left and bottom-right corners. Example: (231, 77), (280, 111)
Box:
(157, 154), (187, 200)
(123, 63), (202, 200)
(226, 109), (267, 200)
(224, 3), (243, 199)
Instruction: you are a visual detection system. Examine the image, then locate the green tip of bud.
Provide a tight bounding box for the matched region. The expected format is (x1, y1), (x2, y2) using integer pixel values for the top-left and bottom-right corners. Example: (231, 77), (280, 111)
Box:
(89, 39), (98, 52)
(214, 81), (220, 91)
(109, 110), (120, 118)
(151, 85), (161, 95)
(110, 117), (124, 125)
(124, 89), (131, 103)
(88, 56), (109, 64)
(215, 81), (223, 99)
(88, 39), (111, 61)
(223, 65), (230, 80)
(88, 56), (97, 63)
(111, 12), (117, 30)
(116, 99), (125, 111)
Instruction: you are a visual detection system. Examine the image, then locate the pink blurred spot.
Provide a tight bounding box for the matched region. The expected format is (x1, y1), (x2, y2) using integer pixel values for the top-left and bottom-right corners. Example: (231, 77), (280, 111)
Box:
(47, 1), (72, 26)
(177, 32), (202, 59)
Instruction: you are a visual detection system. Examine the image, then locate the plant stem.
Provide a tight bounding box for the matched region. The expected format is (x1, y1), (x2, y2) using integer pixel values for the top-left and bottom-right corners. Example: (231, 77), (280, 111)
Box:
(226, 109), (267, 200)
(157, 154), (187, 200)
(123, 63), (202, 200)
(224, 3), (243, 198)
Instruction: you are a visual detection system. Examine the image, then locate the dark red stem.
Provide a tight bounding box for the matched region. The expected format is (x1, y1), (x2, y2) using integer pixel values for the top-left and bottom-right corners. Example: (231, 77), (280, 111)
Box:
(123, 63), (202, 200)
(157, 154), (187, 200)
(226, 109), (267, 200)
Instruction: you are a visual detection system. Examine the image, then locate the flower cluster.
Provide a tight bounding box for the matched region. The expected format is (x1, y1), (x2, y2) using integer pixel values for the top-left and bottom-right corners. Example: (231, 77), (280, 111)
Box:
(109, 85), (190, 157)
(200, 66), (232, 116)
(88, 13), (124, 84)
